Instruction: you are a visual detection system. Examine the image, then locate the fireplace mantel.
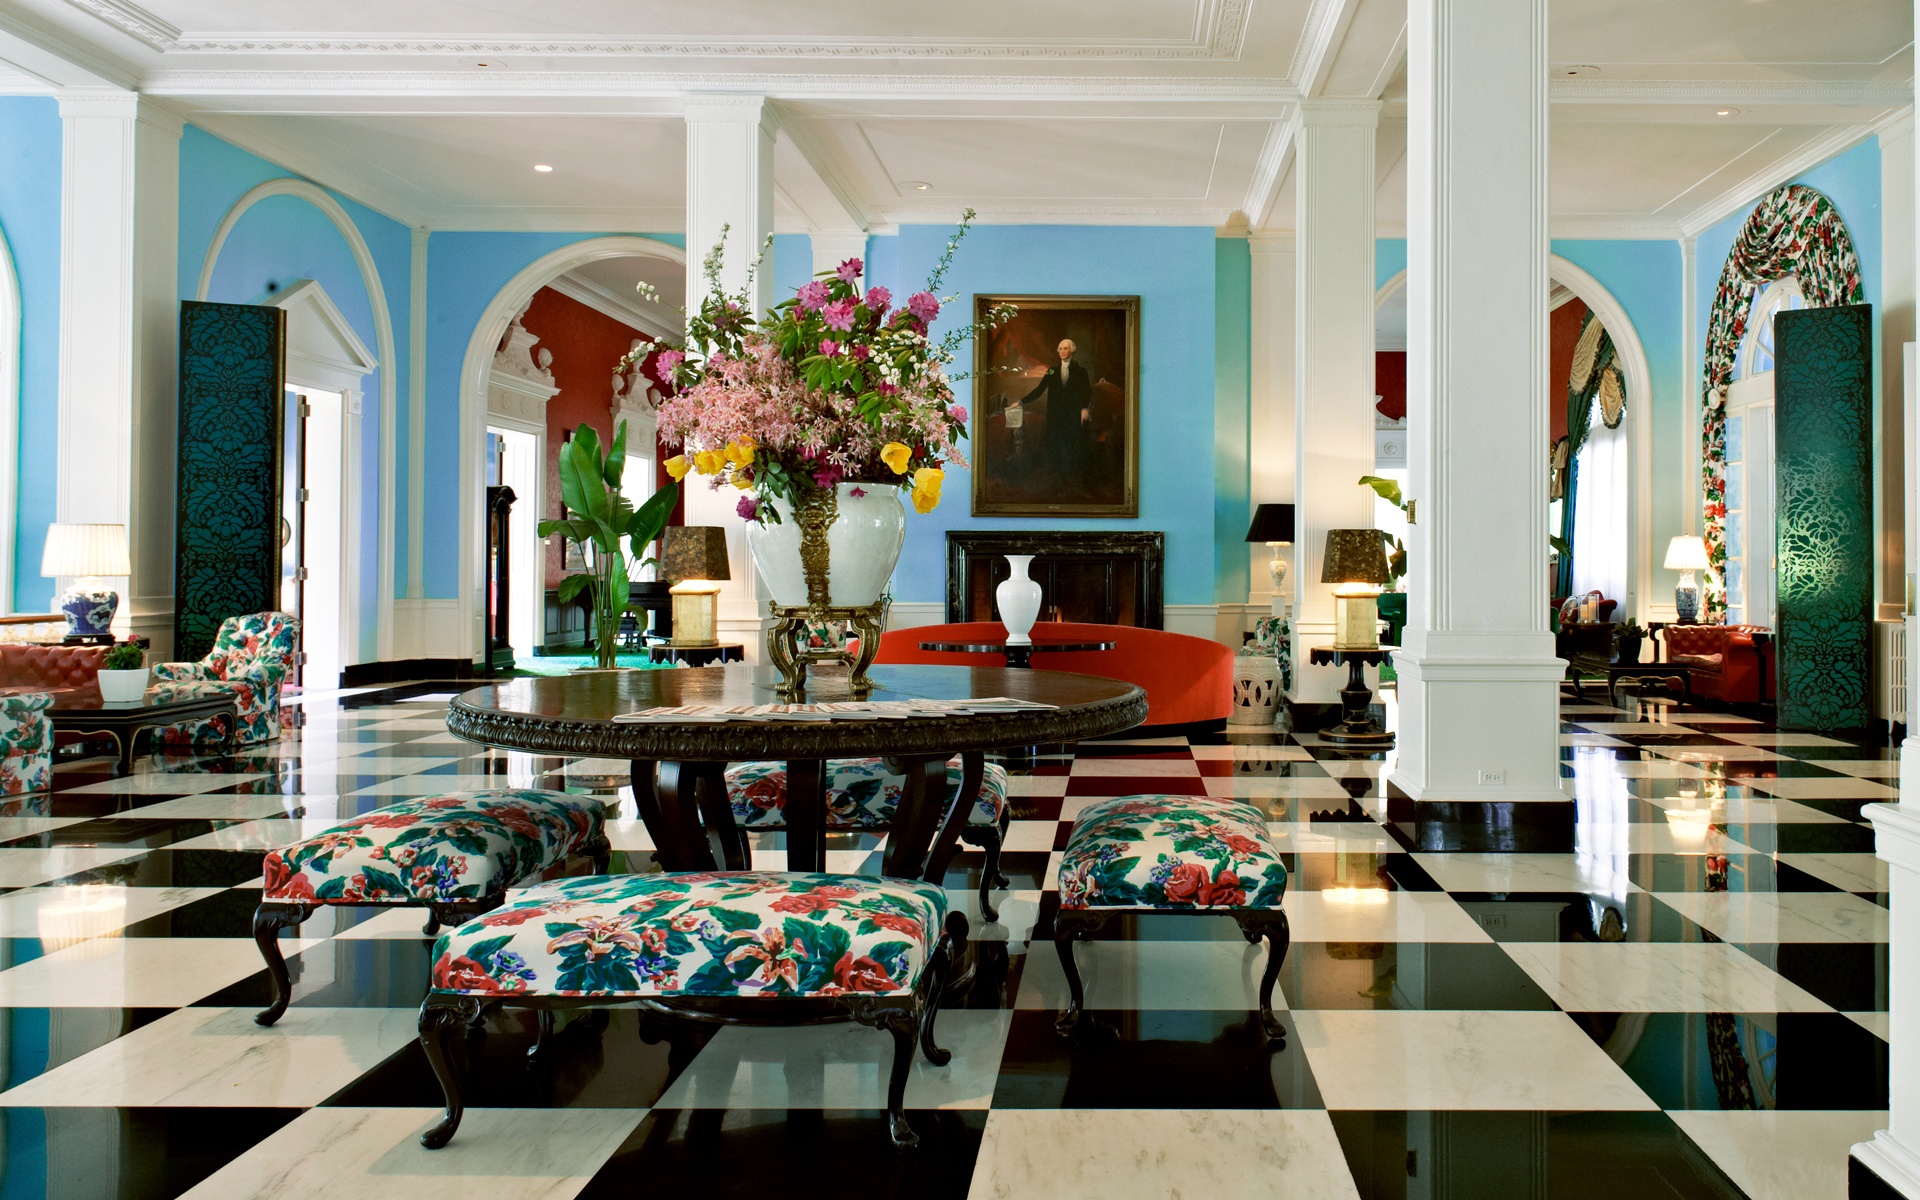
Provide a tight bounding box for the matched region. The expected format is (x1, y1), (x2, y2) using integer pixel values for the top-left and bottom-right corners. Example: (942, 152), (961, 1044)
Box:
(945, 531), (1164, 629)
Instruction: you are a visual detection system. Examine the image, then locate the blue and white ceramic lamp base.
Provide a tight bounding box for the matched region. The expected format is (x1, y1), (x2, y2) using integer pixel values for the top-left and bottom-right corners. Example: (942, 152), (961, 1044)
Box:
(59, 586), (118, 639)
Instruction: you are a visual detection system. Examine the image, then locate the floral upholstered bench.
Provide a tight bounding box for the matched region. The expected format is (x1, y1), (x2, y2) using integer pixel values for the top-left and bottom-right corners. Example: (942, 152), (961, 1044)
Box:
(418, 870), (968, 1149)
(724, 754), (1013, 917)
(251, 789), (610, 1026)
(1054, 794), (1291, 1040)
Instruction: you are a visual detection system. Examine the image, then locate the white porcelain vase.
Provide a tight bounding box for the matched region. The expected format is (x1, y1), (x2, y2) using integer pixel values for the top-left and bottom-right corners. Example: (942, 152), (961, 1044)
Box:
(745, 483), (906, 609)
(996, 555), (1043, 646)
(97, 668), (149, 703)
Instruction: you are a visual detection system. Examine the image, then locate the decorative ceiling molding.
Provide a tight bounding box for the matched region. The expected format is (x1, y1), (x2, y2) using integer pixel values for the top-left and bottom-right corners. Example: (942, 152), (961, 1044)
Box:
(1551, 78), (1912, 108)
(1675, 115), (1897, 238)
(1242, 118), (1295, 229)
(60, 0), (1251, 60)
(1287, 0), (1362, 99)
(547, 271), (682, 341)
(777, 118), (873, 231)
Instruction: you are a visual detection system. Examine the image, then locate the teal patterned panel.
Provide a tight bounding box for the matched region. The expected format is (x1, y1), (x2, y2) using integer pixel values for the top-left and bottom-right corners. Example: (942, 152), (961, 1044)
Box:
(1773, 304), (1872, 731)
(175, 302), (285, 663)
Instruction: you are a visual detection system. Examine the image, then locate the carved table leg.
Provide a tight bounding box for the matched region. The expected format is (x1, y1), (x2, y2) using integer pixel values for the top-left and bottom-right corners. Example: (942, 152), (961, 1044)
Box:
(880, 755), (950, 880)
(633, 759), (699, 869)
(784, 757), (828, 874)
(656, 761), (721, 871)
(685, 761), (746, 871)
(924, 750), (983, 885)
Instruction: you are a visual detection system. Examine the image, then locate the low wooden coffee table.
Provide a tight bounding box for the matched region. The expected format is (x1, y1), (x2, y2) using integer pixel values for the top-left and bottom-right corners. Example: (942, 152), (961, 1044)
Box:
(48, 687), (239, 775)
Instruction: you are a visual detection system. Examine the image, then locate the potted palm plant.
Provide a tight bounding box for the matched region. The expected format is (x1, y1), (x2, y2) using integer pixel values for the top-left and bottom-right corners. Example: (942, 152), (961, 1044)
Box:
(1358, 476), (1409, 649)
(538, 420), (680, 671)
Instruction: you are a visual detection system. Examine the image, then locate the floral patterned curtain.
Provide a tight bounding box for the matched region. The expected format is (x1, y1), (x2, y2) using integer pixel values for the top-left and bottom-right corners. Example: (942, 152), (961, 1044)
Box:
(1699, 184), (1862, 619)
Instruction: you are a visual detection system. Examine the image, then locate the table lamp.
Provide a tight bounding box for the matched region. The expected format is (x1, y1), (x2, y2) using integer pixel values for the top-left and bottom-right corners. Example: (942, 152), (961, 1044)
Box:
(41, 523), (130, 640)
(1244, 503), (1296, 615)
(1664, 535), (1709, 623)
(1322, 529), (1391, 650)
(662, 526), (730, 647)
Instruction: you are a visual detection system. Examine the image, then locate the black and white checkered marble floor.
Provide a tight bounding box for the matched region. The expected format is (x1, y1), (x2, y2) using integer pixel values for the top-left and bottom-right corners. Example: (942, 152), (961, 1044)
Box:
(0, 685), (1893, 1199)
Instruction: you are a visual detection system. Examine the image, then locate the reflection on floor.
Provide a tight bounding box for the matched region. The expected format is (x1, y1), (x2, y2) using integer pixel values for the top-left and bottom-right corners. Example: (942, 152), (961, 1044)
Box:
(0, 687), (1891, 1198)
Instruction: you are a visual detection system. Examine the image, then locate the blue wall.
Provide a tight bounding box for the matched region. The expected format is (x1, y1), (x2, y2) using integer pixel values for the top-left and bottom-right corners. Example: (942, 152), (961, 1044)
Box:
(179, 126), (414, 662)
(0, 98), (63, 610)
(1214, 238), (1251, 604)
(863, 224), (1220, 606)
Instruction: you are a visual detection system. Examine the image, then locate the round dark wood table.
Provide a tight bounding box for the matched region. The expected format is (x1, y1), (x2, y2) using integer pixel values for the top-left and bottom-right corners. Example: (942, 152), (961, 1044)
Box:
(917, 637), (1118, 669)
(447, 665), (1146, 883)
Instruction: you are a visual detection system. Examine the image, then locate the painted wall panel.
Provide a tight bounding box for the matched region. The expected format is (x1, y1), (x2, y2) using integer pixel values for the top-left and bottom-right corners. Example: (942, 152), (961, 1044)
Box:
(0, 98), (63, 610)
(1214, 237), (1251, 604)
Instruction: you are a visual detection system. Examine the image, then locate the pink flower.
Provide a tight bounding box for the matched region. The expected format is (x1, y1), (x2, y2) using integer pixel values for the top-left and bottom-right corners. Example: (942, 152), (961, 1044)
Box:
(949, 405), (968, 423)
(836, 257), (863, 283)
(796, 280), (830, 311)
(820, 339), (841, 356)
(822, 300), (856, 331)
(851, 344), (870, 361)
(906, 291), (940, 321)
(655, 348), (685, 373)
(850, 487), (867, 498)
(814, 464), (845, 488)
(736, 494), (760, 521)
(864, 285), (891, 313)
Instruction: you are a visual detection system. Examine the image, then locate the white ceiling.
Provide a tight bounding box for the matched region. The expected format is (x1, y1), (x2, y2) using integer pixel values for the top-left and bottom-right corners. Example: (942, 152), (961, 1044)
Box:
(0, 0), (1911, 237)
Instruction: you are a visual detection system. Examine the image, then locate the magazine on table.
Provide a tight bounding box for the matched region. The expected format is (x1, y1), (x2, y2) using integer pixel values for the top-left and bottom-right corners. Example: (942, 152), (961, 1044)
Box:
(611, 697), (1058, 723)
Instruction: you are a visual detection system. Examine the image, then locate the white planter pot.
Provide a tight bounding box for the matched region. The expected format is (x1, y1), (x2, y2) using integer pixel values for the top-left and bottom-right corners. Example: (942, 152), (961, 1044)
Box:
(996, 555), (1043, 646)
(746, 483), (906, 609)
(97, 668), (149, 703)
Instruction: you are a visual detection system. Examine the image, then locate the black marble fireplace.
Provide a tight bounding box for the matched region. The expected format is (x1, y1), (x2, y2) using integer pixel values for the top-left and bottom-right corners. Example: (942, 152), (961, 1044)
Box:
(945, 531), (1164, 629)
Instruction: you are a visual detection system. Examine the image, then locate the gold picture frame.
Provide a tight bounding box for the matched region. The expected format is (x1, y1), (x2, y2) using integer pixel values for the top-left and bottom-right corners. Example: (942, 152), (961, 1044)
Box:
(970, 294), (1140, 518)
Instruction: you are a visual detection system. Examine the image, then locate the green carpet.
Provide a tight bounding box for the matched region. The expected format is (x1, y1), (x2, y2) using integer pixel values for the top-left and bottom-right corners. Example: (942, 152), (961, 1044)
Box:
(512, 654), (675, 677)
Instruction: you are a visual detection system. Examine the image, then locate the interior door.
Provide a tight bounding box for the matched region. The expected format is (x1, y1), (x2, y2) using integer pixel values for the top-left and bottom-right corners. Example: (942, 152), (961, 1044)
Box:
(281, 390), (309, 687)
(1723, 373), (1775, 629)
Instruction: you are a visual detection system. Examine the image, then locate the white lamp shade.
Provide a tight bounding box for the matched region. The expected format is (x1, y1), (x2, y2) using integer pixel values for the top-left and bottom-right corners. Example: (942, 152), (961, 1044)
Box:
(41, 523), (130, 577)
(1663, 535), (1710, 572)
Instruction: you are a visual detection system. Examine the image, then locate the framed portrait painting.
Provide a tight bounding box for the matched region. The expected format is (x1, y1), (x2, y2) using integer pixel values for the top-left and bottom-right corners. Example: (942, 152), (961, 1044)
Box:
(971, 294), (1139, 517)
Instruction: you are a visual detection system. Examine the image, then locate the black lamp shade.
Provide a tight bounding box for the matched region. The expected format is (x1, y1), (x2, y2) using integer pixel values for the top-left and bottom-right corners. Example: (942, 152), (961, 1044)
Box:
(1245, 503), (1295, 544)
(1320, 529), (1391, 586)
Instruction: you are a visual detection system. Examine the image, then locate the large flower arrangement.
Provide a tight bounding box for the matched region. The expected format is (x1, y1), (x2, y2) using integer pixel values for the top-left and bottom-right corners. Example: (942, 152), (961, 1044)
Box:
(640, 210), (1012, 524)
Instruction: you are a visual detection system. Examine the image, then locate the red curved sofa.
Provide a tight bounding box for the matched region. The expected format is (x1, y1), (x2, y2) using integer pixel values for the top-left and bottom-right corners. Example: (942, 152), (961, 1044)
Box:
(874, 621), (1233, 728)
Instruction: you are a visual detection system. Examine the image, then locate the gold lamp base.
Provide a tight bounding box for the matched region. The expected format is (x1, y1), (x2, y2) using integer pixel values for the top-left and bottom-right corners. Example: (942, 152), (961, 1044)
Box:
(1331, 591), (1380, 651)
(669, 582), (721, 647)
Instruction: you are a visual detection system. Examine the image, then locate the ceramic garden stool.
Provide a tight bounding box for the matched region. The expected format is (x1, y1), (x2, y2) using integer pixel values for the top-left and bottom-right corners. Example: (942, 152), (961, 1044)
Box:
(1053, 794), (1291, 1041)
(251, 789), (611, 1026)
(724, 754), (1014, 918)
(416, 870), (969, 1149)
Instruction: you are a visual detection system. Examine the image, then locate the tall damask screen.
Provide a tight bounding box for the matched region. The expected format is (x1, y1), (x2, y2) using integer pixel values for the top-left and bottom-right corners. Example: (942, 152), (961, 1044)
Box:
(1773, 304), (1872, 732)
(175, 301), (285, 663)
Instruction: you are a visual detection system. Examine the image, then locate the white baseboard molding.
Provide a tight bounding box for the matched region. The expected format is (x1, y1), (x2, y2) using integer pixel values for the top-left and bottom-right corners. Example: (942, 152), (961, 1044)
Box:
(1164, 603), (1220, 642)
(885, 602), (945, 630)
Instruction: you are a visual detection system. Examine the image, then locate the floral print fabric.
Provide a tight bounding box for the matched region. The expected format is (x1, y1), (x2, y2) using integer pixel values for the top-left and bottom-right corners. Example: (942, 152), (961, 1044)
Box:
(1059, 795), (1288, 911)
(1699, 184), (1862, 618)
(262, 789), (607, 905)
(429, 871), (945, 999)
(724, 756), (1009, 830)
(0, 692), (52, 796)
(153, 611), (301, 746)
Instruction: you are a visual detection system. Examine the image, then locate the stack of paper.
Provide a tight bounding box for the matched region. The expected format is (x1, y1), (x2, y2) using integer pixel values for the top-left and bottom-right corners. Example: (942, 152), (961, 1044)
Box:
(611, 697), (1059, 723)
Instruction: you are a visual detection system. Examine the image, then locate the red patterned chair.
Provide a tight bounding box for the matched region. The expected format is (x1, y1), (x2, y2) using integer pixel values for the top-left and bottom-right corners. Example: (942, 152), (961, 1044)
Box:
(875, 621), (1233, 728)
(1655, 624), (1775, 706)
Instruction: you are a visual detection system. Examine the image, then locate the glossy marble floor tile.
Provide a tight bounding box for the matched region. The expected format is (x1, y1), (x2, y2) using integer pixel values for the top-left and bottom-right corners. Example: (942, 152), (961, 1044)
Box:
(0, 936), (322, 1007)
(1499, 941), (1833, 1012)
(1276, 891), (1491, 944)
(1410, 852), (1642, 896)
(0, 884), (225, 938)
(0, 845), (152, 888)
(1656, 890), (1890, 943)
(1668, 1110), (1887, 1200)
(1778, 852), (1888, 893)
(1016, 939), (1290, 1013)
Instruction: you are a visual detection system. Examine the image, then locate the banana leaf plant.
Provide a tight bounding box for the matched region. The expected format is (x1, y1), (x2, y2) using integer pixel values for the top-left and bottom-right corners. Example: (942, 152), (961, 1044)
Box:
(538, 420), (680, 670)
(1358, 474), (1409, 589)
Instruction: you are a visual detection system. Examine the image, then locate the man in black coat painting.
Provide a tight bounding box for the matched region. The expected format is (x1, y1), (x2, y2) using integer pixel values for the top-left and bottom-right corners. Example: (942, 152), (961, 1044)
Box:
(1014, 338), (1094, 488)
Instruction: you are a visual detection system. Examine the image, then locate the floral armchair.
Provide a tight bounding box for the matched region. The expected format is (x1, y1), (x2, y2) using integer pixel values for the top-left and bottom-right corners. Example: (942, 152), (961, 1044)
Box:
(153, 612), (301, 747)
(0, 691), (53, 795)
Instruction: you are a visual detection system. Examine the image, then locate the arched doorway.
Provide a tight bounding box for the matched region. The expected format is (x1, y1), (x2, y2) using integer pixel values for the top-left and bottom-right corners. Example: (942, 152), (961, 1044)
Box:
(1372, 257), (1655, 620)
(455, 237), (688, 662)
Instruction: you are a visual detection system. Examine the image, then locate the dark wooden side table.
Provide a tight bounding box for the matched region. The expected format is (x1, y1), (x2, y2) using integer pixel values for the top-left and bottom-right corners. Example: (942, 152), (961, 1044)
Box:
(48, 687), (239, 774)
(446, 665), (1147, 883)
(1307, 646), (1394, 747)
(648, 642), (746, 667)
(916, 637), (1117, 669)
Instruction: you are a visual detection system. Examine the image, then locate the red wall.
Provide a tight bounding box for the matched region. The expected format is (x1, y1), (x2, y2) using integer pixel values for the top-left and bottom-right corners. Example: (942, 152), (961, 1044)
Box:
(1548, 297), (1590, 446)
(518, 286), (655, 582)
(1374, 352), (1406, 421)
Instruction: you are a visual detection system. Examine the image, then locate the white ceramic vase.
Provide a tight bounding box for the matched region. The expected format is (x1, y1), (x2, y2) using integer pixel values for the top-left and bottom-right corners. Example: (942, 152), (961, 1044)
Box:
(996, 555), (1043, 646)
(745, 483), (906, 609)
(97, 668), (149, 703)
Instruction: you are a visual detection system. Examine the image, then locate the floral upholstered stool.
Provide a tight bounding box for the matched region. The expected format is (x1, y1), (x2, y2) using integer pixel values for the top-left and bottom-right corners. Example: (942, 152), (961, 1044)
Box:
(251, 789), (611, 1026)
(724, 755), (1013, 918)
(1054, 794), (1291, 1041)
(418, 870), (969, 1149)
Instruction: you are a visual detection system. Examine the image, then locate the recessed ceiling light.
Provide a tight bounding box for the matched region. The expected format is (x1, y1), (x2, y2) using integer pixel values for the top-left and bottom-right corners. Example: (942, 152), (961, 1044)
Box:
(534, 164), (554, 173)
(902, 180), (931, 191)
(1557, 64), (1600, 77)
(476, 61), (490, 68)
(1716, 108), (1738, 117)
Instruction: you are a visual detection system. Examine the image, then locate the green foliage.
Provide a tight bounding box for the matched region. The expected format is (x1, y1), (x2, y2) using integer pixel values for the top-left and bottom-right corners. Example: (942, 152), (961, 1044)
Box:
(103, 644), (145, 670)
(1358, 475), (1410, 589)
(537, 418), (681, 669)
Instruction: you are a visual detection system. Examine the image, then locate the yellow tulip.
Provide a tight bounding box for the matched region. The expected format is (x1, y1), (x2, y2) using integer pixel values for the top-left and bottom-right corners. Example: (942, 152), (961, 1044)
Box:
(734, 474), (753, 490)
(880, 441), (912, 476)
(911, 467), (944, 514)
(726, 438), (756, 468)
(694, 449), (726, 476)
(664, 455), (691, 481)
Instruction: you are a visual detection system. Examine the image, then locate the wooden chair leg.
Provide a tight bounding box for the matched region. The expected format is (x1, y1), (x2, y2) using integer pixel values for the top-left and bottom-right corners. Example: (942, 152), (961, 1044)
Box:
(844, 997), (921, 1148)
(418, 996), (485, 1149)
(1236, 910), (1291, 1043)
(919, 912), (968, 1065)
(252, 901), (311, 1026)
(1052, 909), (1104, 1036)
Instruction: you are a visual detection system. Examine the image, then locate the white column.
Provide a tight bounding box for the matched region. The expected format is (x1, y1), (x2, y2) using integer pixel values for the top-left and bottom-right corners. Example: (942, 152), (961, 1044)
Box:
(56, 91), (180, 648)
(1880, 117), (1913, 627)
(1289, 101), (1380, 705)
(684, 95), (777, 659)
(1860, 801), (1920, 1196)
(1389, 0), (1564, 804)
(810, 232), (868, 283)
(1249, 234), (1297, 608)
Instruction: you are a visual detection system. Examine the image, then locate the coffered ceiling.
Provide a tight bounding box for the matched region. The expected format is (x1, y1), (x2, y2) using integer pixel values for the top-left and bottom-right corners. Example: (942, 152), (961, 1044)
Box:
(0, 0), (1910, 238)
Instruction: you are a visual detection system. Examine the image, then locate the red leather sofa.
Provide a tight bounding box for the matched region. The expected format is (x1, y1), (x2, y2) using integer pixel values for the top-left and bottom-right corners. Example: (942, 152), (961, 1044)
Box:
(1655, 624), (1774, 705)
(874, 621), (1234, 727)
(0, 643), (108, 693)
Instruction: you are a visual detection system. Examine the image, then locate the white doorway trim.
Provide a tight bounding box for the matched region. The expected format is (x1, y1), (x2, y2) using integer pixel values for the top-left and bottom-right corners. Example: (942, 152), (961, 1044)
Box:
(1374, 255), (1656, 622)
(196, 178), (398, 662)
(456, 236), (687, 663)
(0, 222), (20, 613)
(265, 279), (375, 677)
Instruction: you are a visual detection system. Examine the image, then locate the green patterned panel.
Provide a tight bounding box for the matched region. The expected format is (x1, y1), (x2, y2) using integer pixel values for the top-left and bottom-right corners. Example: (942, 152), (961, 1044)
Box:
(175, 301), (285, 663)
(1773, 304), (1872, 731)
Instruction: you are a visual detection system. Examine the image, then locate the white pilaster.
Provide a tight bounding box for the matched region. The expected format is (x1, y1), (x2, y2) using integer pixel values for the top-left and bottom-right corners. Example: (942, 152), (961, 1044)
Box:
(1859, 803), (1920, 1197)
(1880, 117), (1914, 628)
(810, 232), (868, 283)
(1249, 233), (1297, 608)
(1289, 101), (1380, 704)
(57, 91), (180, 646)
(1389, 0), (1564, 803)
(684, 95), (778, 658)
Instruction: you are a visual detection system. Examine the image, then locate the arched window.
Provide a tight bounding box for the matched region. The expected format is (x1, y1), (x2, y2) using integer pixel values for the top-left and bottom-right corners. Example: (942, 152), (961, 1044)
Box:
(1734, 276), (1806, 381)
